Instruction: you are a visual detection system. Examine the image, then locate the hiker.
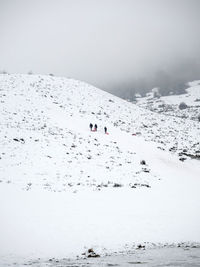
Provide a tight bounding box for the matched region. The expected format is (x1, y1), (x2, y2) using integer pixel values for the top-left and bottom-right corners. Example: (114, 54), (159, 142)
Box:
(89, 123), (93, 131)
(94, 124), (97, 131)
(104, 126), (107, 134)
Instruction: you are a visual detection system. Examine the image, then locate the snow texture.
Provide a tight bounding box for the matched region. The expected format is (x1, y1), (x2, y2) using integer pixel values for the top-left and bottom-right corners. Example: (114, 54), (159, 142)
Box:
(0, 74), (200, 262)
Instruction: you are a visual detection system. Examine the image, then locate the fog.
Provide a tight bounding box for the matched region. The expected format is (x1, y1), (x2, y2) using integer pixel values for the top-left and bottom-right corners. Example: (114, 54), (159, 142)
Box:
(0, 0), (200, 97)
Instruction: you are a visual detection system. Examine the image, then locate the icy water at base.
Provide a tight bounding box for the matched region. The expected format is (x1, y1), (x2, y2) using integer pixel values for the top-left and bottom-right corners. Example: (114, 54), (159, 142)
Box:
(4, 247), (200, 267)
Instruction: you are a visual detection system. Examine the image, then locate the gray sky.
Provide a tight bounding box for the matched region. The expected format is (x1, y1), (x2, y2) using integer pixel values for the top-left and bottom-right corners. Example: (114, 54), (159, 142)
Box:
(0, 0), (200, 91)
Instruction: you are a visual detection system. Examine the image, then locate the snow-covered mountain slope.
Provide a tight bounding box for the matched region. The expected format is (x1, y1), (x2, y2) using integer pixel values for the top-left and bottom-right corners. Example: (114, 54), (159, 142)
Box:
(137, 81), (200, 122)
(0, 74), (160, 190)
(1, 73), (200, 187)
(0, 74), (200, 263)
(162, 80), (200, 107)
(136, 81), (200, 159)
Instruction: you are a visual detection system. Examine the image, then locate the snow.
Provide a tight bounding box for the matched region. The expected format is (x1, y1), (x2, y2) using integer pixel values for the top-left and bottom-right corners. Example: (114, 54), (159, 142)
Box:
(137, 81), (200, 124)
(161, 81), (200, 106)
(0, 74), (200, 263)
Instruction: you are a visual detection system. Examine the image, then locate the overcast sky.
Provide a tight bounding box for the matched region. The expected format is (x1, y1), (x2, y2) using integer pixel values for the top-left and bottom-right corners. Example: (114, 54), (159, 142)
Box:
(0, 0), (200, 91)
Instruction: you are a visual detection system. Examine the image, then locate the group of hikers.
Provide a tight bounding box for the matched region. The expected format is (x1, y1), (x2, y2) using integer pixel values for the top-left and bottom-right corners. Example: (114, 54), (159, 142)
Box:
(89, 123), (108, 134)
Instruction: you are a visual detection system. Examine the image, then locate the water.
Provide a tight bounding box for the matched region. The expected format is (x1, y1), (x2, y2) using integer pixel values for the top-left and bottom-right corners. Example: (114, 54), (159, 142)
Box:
(4, 247), (200, 267)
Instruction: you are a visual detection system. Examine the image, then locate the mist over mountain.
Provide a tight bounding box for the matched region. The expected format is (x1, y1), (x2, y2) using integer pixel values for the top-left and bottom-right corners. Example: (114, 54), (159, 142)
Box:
(106, 58), (200, 100)
(0, 0), (200, 98)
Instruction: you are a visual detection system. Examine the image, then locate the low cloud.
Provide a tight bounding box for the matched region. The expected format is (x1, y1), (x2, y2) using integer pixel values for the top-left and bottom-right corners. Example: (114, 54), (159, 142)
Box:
(0, 0), (200, 95)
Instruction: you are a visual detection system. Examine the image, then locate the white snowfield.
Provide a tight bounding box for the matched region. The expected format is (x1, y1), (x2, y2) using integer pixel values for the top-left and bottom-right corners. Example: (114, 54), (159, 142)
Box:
(0, 74), (200, 262)
(137, 80), (200, 125)
(162, 80), (200, 106)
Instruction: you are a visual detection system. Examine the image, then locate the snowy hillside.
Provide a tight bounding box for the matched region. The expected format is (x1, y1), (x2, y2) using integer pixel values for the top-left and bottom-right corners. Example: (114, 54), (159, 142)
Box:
(0, 74), (160, 190)
(137, 81), (200, 123)
(0, 74), (200, 264)
(136, 81), (200, 159)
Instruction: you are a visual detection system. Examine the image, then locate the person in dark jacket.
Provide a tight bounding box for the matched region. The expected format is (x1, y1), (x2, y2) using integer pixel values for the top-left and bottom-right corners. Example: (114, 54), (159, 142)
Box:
(94, 124), (97, 131)
(89, 123), (93, 131)
(104, 126), (107, 134)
